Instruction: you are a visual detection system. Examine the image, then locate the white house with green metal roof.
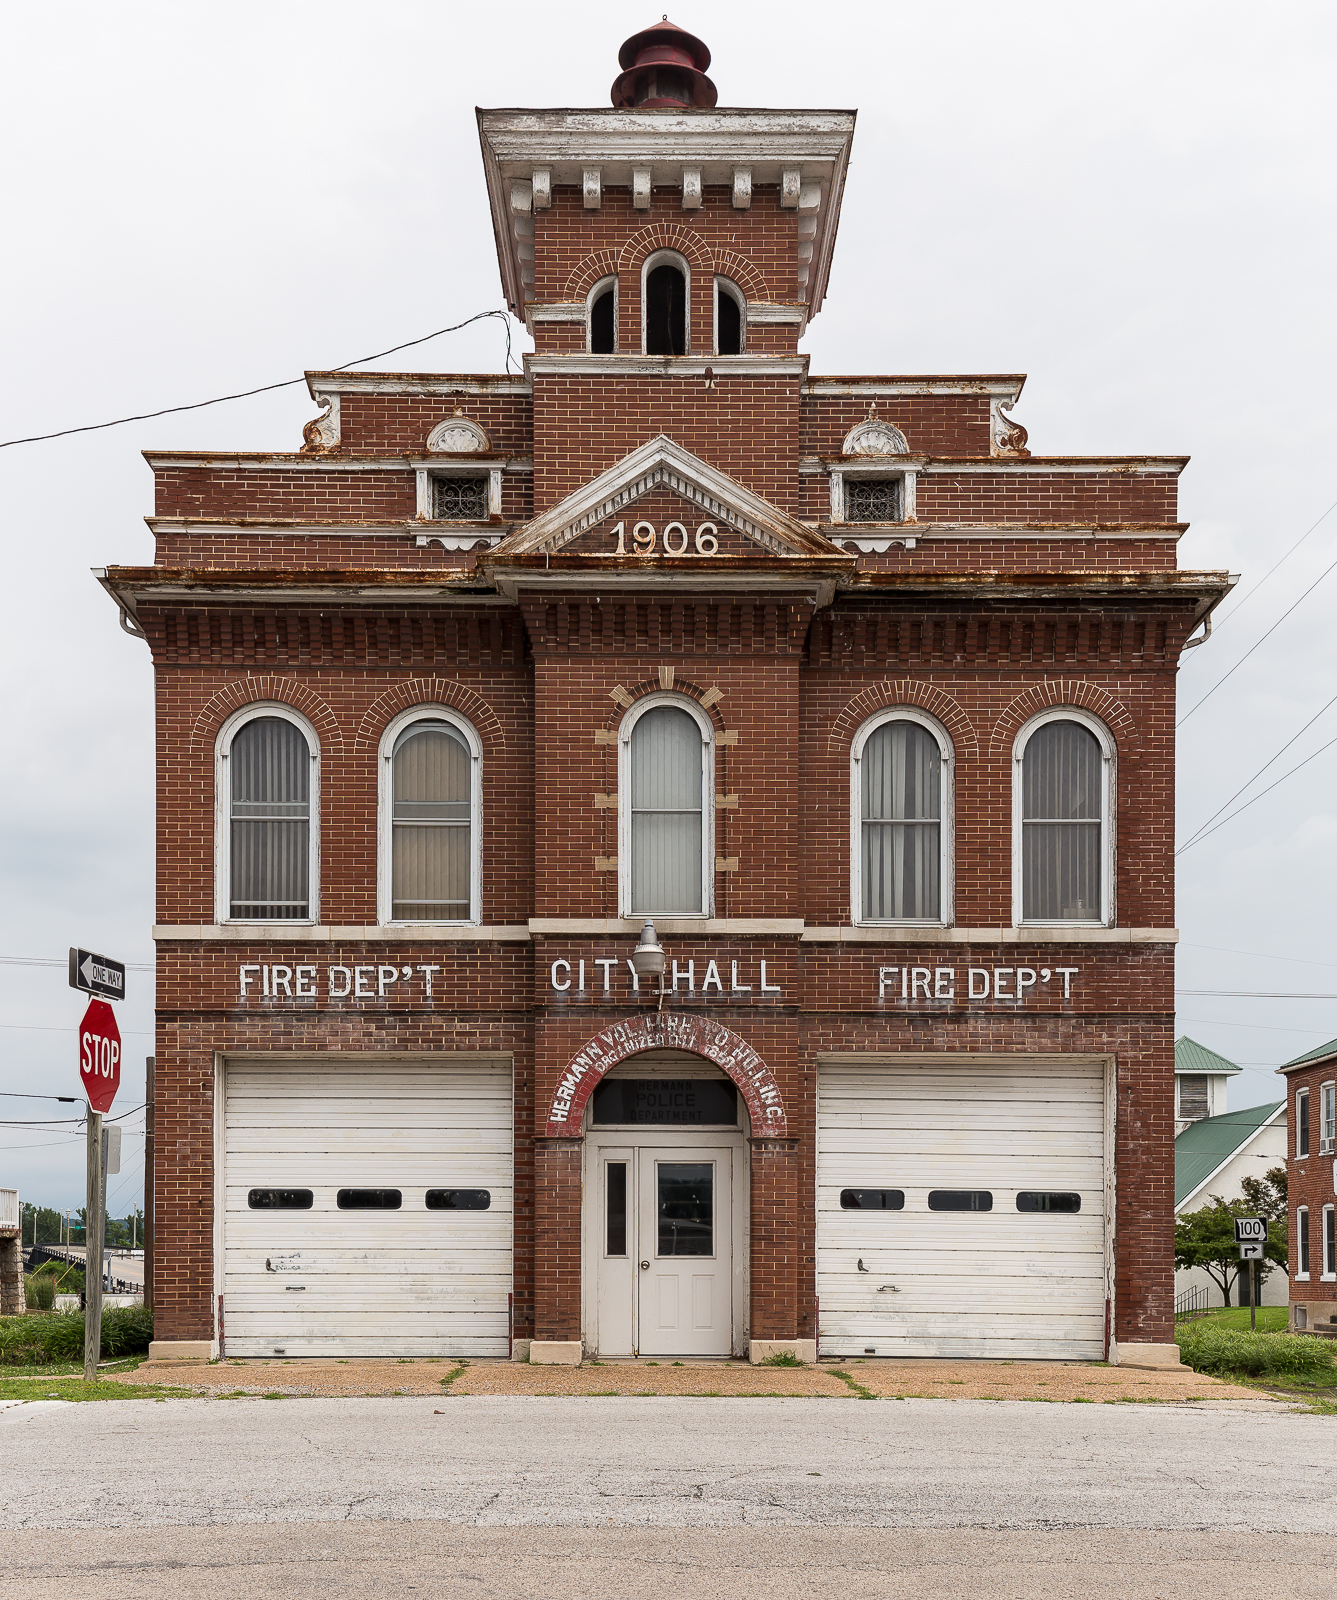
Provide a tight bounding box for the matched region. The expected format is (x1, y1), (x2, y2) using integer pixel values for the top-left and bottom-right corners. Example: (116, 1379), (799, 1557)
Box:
(1174, 1099), (1289, 1307)
(1175, 1035), (1243, 1136)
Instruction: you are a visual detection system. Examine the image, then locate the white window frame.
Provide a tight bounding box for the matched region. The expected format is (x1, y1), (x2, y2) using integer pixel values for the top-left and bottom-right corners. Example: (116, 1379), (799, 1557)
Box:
(415, 462), (504, 521)
(713, 275), (746, 355)
(1296, 1205), (1310, 1280)
(1012, 706), (1116, 928)
(850, 708), (954, 928)
(1324, 1203), (1336, 1281)
(618, 692), (714, 919)
(586, 274), (618, 354)
(214, 702), (320, 926)
(377, 705), (482, 927)
(641, 249), (691, 356)
(1321, 1080), (1336, 1155)
(1297, 1087), (1310, 1157)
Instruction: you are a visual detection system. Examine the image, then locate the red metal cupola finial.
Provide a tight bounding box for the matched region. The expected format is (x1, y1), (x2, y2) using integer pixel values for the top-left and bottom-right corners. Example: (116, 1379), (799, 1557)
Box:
(611, 16), (718, 109)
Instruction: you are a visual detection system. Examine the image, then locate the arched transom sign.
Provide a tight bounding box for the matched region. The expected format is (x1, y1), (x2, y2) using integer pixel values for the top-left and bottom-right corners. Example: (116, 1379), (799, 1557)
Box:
(545, 1012), (786, 1137)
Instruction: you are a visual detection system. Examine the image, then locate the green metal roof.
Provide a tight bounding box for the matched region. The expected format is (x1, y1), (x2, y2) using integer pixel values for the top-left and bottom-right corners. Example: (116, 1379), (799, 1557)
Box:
(1174, 1035), (1242, 1075)
(1282, 1035), (1337, 1071)
(1175, 1102), (1284, 1209)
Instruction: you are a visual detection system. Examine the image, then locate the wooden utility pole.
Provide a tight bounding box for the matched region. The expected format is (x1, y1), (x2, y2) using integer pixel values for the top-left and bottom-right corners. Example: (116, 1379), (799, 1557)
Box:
(84, 1111), (103, 1382)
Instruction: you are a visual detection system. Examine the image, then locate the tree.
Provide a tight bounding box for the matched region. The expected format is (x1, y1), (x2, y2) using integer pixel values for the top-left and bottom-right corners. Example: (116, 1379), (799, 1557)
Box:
(1175, 1193), (1288, 1307)
(19, 1203), (64, 1246)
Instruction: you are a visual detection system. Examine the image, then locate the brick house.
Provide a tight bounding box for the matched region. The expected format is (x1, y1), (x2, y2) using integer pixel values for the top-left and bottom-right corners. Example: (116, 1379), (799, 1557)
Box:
(1279, 1039), (1337, 1332)
(100, 20), (1228, 1368)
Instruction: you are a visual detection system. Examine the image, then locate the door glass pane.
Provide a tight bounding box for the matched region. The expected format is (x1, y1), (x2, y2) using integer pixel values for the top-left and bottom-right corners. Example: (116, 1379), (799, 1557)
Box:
(861, 721), (941, 920)
(657, 1162), (713, 1256)
(606, 1163), (627, 1256)
(927, 1190), (993, 1211)
(1021, 720), (1101, 921)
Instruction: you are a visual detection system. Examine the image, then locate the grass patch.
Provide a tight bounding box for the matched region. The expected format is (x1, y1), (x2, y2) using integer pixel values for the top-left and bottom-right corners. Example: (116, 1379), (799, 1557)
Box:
(829, 1368), (876, 1400)
(0, 1372), (195, 1404)
(1190, 1307), (1289, 1334)
(1177, 1321), (1337, 1382)
(0, 1306), (153, 1367)
(438, 1362), (467, 1390)
(759, 1351), (804, 1368)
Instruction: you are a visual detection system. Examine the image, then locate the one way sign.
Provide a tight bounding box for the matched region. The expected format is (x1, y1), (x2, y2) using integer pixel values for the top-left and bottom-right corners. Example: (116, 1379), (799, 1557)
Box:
(68, 948), (126, 1002)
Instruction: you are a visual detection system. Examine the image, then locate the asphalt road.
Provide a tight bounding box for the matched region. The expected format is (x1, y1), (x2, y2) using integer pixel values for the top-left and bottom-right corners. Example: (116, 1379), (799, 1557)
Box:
(2, 1396), (1333, 1598)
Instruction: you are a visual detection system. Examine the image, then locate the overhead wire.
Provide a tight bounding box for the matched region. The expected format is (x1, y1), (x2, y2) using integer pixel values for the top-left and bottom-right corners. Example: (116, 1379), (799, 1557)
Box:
(0, 310), (518, 449)
(1176, 730), (1337, 854)
(1184, 493), (1337, 644)
(1177, 685), (1337, 851)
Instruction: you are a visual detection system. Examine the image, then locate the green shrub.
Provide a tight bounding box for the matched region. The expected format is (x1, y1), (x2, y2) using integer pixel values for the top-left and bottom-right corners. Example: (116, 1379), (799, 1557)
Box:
(24, 1274), (56, 1311)
(1176, 1322), (1337, 1381)
(759, 1350), (804, 1368)
(0, 1304), (154, 1366)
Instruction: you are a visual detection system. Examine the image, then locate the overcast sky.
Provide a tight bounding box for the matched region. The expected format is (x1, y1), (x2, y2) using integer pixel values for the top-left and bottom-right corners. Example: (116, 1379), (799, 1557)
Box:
(2, 0), (1334, 1210)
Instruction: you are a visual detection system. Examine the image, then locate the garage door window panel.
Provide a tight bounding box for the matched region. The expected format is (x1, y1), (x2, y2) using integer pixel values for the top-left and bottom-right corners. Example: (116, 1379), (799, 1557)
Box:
(852, 710), (953, 926)
(1014, 710), (1114, 925)
(379, 708), (482, 925)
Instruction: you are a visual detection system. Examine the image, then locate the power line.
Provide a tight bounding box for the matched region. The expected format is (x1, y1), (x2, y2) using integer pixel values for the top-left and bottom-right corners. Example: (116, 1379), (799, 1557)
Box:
(1177, 686), (1337, 851)
(1179, 942), (1337, 970)
(1178, 542), (1337, 727)
(0, 310), (516, 449)
(1176, 730), (1337, 854)
(0, 955), (151, 971)
(1178, 989), (1337, 999)
(0, 1090), (79, 1102)
(0, 1022), (154, 1036)
(1176, 1016), (1326, 1036)
(1186, 494), (1337, 643)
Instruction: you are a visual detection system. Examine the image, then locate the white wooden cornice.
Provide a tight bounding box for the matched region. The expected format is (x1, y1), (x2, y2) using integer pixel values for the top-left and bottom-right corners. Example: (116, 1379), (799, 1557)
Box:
(303, 372), (532, 398)
(489, 434), (843, 561)
(523, 353), (808, 381)
(478, 106), (855, 319)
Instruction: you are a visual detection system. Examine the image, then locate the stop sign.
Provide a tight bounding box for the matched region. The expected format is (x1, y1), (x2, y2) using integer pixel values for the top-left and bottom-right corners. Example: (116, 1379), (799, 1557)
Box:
(78, 999), (121, 1113)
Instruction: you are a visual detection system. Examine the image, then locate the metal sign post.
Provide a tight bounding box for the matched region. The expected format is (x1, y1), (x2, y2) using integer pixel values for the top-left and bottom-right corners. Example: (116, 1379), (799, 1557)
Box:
(1236, 1216), (1267, 1332)
(74, 950), (125, 1382)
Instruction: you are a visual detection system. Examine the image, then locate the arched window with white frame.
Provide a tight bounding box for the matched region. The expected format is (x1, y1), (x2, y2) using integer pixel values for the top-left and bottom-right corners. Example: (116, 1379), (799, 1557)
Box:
(852, 710), (953, 925)
(378, 707), (482, 925)
(1013, 708), (1115, 925)
(215, 704), (319, 923)
(715, 277), (744, 355)
(587, 274), (617, 355)
(619, 695), (713, 917)
(642, 250), (689, 355)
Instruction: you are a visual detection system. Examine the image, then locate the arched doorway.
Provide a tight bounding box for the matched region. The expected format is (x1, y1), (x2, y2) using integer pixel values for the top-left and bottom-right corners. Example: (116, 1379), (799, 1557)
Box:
(581, 1046), (750, 1358)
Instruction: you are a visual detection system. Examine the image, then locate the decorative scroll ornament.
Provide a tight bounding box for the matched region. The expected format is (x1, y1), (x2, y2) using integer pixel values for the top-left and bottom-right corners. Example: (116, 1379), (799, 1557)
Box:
(426, 409), (491, 454)
(300, 397), (339, 453)
(992, 400), (1030, 457)
(842, 403), (909, 457)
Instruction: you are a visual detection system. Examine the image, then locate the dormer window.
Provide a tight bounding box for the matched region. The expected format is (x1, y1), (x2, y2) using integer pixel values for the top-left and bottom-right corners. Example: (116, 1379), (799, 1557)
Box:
(644, 252), (688, 355)
(433, 476), (489, 520)
(845, 478), (903, 522)
(588, 276), (617, 354)
(715, 278), (744, 355)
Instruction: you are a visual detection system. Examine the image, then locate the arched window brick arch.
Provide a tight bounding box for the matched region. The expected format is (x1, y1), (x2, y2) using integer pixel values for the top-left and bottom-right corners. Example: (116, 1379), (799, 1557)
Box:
(600, 675), (728, 734)
(544, 1013), (787, 1137)
(828, 681), (978, 761)
(990, 681), (1132, 759)
(711, 249), (768, 304)
(355, 679), (506, 756)
(616, 224), (714, 278)
(190, 677), (343, 759)
(564, 249), (622, 302)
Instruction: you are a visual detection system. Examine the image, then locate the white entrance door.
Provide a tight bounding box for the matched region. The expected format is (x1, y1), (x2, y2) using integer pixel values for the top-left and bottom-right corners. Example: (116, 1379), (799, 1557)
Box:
(817, 1056), (1108, 1360)
(637, 1149), (733, 1356)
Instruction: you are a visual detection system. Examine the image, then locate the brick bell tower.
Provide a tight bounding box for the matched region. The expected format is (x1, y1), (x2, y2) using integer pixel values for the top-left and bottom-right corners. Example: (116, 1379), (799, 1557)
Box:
(478, 22), (858, 1357)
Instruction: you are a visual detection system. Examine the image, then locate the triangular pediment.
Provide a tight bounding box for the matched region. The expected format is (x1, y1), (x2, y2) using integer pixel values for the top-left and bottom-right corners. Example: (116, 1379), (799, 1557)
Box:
(491, 435), (844, 561)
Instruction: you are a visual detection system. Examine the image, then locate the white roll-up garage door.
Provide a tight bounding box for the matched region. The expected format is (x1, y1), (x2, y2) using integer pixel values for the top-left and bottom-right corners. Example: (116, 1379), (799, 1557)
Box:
(817, 1056), (1108, 1360)
(222, 1056), (512, 1357)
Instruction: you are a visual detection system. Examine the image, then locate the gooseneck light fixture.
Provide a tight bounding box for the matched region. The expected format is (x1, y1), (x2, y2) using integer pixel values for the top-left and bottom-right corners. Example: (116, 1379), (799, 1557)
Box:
(629, 920), (667, 1010)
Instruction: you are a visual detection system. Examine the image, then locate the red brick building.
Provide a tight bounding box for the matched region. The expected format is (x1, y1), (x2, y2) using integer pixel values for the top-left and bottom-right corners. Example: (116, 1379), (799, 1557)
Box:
(102, 21), (1227, 1367)
(1280, 1042), (1337, 1333)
